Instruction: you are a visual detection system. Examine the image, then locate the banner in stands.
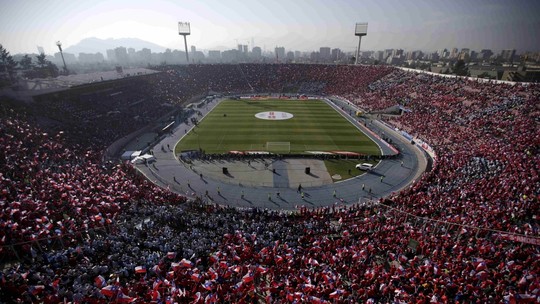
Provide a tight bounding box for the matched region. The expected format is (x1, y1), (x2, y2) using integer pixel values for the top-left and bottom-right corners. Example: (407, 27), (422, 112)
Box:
(499, 234), (540, 245)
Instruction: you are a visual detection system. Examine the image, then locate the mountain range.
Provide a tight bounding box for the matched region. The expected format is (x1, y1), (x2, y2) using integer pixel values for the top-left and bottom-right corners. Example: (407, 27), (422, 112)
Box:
(63, 37), (169, 55)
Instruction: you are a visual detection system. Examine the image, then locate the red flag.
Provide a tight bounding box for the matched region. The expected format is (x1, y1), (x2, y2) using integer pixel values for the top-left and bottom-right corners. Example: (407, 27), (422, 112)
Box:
(202, 280), (213, 291)
(329, 289), (345, 299)
(151, 290), (161, 301)
(242, 272), (254, 283)
(94, 275), (106, 287)
(117, 292), (136, 303)
(191, 273), (202, 282)
(180, 258), (193, 268)
(208, 267), (218, 280)
(100, 285), (118, 297)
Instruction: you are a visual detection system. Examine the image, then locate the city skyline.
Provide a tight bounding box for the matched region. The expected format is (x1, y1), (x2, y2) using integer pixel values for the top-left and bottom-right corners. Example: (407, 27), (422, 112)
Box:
(1, 0), (539, 55)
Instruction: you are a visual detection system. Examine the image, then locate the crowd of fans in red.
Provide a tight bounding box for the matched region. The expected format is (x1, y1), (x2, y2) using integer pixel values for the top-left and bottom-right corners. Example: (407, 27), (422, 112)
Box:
(0, 64), (538, 303)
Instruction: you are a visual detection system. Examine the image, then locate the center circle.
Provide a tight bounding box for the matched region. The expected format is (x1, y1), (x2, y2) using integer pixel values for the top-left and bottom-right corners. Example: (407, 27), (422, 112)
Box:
(255, 111), (294, 120)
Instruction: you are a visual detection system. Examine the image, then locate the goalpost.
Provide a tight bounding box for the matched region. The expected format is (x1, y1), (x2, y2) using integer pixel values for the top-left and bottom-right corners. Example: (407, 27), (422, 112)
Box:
(266, 142), (291, 154)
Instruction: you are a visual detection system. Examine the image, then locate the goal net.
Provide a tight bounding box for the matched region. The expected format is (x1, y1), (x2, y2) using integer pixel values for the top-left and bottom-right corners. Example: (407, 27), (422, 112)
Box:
(266, 142), (291, 154)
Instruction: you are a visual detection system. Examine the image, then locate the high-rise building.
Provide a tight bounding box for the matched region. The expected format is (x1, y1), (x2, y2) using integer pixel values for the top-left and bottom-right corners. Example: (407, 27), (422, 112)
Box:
(252, 47), (262, 59)
(139, 48), (151, 63)
(450, 48), (459, 59)
(480, 49), (493, 61)
(286, 51), (294, 62)
(106, 49), (116, 62)
(191, 46), (196, 54)
(374, 51), (384, 62)
(208, 50), (221, 61)
(222, 49), (239, 63)
(393, 49), (404, 57)
(54, 52), (76, 64)
(37, 46), (45, 55)
(114, 47), (129, 65)
(78, 52), (105, 64)
(428, 52), (439, 61)
(275, 47), (285, 61)
(320, 47), (331, 61)
(383, 49), (394, 60)
(310, 51), (320, 62)
(500, 49), (516, 62)
(331, 48), (342, 61)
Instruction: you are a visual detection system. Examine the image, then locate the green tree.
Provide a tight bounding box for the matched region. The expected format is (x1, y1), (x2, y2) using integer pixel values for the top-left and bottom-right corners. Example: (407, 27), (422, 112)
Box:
(452, 59), (469, 76)
(28, 53), (60, 78)
(0, 44), (17, 85)
(19, 54), (33, 70)
(46, 61), (59, 77)
(36, 53), (47, 68)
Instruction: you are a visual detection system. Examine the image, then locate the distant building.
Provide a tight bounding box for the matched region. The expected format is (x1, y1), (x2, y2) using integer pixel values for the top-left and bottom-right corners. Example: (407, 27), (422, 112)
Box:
(106, 49), (116, 62)
(393, 49), (404, 57)
(450, 48), (459, 59)
(78, 52), (105, 64)
(208, 50), (221, 61)
(54, 52), (76, 64)
(275, 47), (285, 61)
(286, 51), (294, 62)
(331, 48), (342, 61)
(427, 52), (439, 61)
(319, 47), (331, 61)
(252, 47), (262, 60)
(114, 47), (129, 65)
(480, 49), (493, 61)
(500, 49), (516, 63)
(383, 49), (394, 61)
(139, 48), (151, 63)
(222, 49), (240, 63)
(374, 51), (384, 62)
(310, 51), (320, 62)
(37, 46), (45, 55)
(454, 48), (469, 61)
(192, 51), (205, 62)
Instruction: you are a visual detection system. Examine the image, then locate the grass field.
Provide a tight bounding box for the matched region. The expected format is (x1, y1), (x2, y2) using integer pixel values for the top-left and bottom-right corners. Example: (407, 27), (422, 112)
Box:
(175, 99), (380, 155)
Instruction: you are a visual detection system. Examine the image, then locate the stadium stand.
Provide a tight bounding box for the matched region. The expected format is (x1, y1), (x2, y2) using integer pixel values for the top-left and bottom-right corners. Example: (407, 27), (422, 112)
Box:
(0, 64), (538, 303)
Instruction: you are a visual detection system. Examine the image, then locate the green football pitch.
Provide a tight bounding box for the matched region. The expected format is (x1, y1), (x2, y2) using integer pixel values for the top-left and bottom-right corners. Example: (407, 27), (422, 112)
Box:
(175, 99), (380, 155)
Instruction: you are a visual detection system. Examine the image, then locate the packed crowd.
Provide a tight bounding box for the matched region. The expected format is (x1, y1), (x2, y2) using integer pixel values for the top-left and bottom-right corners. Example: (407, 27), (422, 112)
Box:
(0, 65), (539, 303)
(354, 70), (539, 236)
(0, 112), (186, 260)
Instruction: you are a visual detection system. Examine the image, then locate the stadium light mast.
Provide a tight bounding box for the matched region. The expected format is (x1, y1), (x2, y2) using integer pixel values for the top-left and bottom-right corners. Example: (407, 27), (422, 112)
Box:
(56, 41), (68, 73)
(354, 23), (368, 65)
(178, 22), (191, 64)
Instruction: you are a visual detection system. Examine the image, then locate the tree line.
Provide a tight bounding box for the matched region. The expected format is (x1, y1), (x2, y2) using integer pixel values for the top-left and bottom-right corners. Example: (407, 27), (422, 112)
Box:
(1, 44), (60, 88)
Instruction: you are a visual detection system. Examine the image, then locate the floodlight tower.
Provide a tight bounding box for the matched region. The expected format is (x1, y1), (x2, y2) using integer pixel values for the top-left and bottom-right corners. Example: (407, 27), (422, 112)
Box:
(178, 22), (191, 64)
(354, 23), (368, 65)
(56, 41), (68, 73)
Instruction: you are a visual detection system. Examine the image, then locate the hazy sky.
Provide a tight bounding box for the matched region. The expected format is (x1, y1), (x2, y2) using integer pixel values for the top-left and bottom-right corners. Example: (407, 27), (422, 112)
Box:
(1, 0), (539, 55)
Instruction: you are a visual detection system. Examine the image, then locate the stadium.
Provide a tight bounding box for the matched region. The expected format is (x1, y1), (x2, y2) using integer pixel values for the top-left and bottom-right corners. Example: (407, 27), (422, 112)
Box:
(1, 62), (538, 303)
